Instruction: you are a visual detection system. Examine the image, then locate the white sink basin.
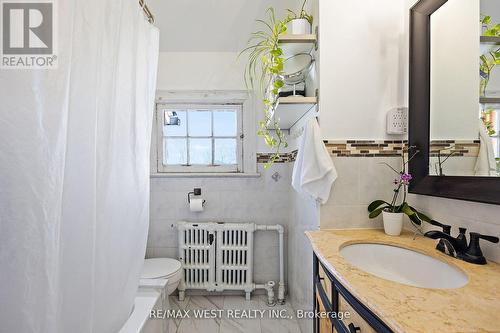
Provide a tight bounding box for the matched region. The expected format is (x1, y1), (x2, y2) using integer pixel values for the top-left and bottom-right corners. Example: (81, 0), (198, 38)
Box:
(340, 243), (468, 289)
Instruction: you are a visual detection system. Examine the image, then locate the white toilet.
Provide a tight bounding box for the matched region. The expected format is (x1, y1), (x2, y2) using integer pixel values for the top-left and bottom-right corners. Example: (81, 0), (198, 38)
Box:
(141, 258), (182, 295)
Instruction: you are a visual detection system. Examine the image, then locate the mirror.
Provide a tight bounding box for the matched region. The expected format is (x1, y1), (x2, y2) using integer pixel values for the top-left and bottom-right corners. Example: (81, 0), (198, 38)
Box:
(429, 0), (500, 177)
(279, 53), (314, 98)
(409, 0), (500, 204)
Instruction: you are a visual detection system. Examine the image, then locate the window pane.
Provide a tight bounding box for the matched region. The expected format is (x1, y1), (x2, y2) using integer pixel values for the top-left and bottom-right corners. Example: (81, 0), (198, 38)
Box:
(213, 110), (237, 136)
(163, 110), (187, 137)
(214, 139), (237, 165)
(188, 111), (211, 136)
(164, 138), (187, 165)
(189, 138), (212, 165)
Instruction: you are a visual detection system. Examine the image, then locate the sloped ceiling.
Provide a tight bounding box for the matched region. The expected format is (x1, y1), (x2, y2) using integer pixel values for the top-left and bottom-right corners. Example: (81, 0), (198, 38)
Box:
(147, 0), (299, 52)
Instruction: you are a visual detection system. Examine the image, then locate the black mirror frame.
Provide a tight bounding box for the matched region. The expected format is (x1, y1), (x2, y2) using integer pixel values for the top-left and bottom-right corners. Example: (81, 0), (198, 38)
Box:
(408, 0), (500, 205)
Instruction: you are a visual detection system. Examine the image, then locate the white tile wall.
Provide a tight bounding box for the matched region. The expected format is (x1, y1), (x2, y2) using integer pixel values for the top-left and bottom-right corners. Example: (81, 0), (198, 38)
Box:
(149, 160), (323, 333)
(409, 194), (500, 263)
(320, 155), (500, 264)
(147, 163), (292, 284)
(429, 156), (478, 176)
(148, 152), (500, 333)
(321, 156), (402, 229)
(288, 190), (319, 333)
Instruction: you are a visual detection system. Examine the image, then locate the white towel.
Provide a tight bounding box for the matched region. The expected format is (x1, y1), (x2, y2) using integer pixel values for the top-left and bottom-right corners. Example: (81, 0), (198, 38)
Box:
(292, 118), (338, 204)
(475, 119), (497, 176)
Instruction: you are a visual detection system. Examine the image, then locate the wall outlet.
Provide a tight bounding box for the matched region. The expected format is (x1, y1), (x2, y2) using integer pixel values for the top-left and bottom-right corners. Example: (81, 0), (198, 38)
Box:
(386, 107), (408, 135)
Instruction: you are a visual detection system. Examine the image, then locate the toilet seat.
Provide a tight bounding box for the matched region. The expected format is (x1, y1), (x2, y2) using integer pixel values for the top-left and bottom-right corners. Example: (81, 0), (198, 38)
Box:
(141, 258), (181, 279)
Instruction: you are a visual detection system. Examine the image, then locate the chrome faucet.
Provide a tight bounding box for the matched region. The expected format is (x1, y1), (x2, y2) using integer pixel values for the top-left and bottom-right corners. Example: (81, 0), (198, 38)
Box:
(424, 220), (499, 265)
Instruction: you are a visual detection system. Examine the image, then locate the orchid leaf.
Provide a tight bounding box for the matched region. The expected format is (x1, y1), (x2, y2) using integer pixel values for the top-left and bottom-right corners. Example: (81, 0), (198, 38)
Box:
(409, 206), (431, 222)
(369, 206), (387, 219)
(408, 213), (422, 225)
(400, 202), (412, 214)
(400, 203), (421, 225)
(368, 200), (391, 212)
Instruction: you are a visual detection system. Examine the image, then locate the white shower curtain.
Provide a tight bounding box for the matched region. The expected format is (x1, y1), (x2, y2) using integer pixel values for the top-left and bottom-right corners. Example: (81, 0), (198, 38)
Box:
(0, 0), (159, 332)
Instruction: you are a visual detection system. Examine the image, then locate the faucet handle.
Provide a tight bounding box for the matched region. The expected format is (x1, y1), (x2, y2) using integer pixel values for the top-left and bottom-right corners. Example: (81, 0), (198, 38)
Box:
(429, 220), (452, 234)
(456, 227), (468, 252)
(462, 232), (499, 265)
(470, 232), (499, 244)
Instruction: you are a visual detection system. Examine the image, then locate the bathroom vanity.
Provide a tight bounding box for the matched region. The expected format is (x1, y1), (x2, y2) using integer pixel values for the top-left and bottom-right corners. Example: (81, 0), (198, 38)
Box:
(307, 229), (500, 333)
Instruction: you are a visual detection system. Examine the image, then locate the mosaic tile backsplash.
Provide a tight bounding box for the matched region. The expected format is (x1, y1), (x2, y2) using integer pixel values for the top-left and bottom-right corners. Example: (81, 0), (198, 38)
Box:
(325, 140), (480, 157)
(325, 140), (408, 157)
(256, 151), (297, 164)
(256, 140), (480, 163)
(428, 140), (480, 157)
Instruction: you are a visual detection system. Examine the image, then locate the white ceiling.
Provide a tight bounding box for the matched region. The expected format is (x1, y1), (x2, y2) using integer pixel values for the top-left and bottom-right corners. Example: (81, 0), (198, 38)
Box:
(147, 0), (298, 52)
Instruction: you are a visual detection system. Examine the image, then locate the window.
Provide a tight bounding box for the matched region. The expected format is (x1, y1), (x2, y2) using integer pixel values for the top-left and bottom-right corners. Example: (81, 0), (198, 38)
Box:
(156, 104), (243, 173)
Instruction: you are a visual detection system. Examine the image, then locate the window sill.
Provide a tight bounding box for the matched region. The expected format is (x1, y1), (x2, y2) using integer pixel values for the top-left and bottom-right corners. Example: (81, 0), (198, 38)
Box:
(150, 172), (261, 179)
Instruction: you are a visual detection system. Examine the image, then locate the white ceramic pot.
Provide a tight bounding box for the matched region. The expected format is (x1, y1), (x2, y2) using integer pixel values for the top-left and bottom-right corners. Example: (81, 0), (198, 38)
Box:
(382, 210), (404, 236)
(287, 18), (311, 35)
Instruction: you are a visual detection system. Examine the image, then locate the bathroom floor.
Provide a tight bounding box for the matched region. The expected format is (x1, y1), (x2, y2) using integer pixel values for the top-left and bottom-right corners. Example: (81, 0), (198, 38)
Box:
(168, 294), (302, 333)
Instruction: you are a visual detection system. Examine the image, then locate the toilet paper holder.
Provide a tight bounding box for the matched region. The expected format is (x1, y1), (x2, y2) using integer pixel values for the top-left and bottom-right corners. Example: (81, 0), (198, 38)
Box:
(187, 188), (206, 206)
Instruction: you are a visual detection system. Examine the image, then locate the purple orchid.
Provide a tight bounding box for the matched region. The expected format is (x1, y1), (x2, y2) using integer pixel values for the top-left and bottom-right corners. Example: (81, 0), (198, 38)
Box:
(368, 147), (431, 226)
(400, 173), (412, 185)
(368, 146), (420, 213)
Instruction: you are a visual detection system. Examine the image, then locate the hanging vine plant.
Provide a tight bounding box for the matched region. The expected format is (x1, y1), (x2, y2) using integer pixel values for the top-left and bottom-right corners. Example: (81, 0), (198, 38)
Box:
(480, 15), (500, 96)
(239, 8), (289, 168)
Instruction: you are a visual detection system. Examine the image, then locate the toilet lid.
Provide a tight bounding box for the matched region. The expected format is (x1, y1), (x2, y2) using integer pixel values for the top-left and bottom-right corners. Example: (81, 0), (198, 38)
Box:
(141, 258), (181, 279)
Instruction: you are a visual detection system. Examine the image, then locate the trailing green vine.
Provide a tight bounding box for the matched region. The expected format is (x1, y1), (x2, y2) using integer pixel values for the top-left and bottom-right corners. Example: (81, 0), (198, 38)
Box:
(482, 15), (500, 37)
(240, 1), (314, 169)
(481, 108), (496, 137)
(240, 8), (288, 168)
(480, 15), (500, 96)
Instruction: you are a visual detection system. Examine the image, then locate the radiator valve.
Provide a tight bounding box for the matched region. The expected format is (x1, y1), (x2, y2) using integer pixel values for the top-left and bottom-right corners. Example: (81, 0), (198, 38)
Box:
(265, 281), (276, 306)
(277, 281), (286, 305)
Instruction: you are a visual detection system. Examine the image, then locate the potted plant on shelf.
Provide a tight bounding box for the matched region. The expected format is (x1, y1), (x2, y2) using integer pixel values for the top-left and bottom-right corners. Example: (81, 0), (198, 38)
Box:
(239, 8), (289, 168)
(480, 15), (500, 97)
(367, 147), (431, 236)
(285, 0), (313, 35)
(240, 2), (315, 168)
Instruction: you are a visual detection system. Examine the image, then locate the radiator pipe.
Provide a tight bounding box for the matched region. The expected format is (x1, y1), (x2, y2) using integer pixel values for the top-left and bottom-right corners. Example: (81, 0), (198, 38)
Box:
(255, 280), (276, 306)
(255, 224), (285, 304)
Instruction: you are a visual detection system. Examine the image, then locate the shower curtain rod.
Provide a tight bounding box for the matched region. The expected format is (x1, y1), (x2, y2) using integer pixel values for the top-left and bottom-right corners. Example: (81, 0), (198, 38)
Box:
(139, 0), (154, 23)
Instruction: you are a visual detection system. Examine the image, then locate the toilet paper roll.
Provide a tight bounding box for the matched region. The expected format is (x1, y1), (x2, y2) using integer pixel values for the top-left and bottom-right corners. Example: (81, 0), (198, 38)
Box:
(189, 198), (204, 212)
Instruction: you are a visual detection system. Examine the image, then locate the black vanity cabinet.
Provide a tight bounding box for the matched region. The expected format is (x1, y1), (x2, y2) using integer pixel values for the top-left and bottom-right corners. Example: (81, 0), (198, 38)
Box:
(313, 254), (394, 333)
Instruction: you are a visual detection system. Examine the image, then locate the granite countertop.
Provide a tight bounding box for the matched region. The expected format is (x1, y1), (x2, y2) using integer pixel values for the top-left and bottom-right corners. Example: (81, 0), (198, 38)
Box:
(306, 229), (500, 333)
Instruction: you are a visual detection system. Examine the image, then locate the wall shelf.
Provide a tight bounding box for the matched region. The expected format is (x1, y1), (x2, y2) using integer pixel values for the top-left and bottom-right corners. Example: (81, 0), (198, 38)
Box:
(480, 36), (500, 45)
(278, 96), (317, 104)
(278, 34), (317, 56)
(480, 97), (500, 105)
(270, 33), (319, 130)
(267, 96), (317, 129)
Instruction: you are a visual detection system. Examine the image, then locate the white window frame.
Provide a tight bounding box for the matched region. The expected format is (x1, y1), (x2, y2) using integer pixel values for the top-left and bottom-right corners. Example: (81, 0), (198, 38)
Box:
(157, 104), (243, 173)
(152, 90), (257, 175)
